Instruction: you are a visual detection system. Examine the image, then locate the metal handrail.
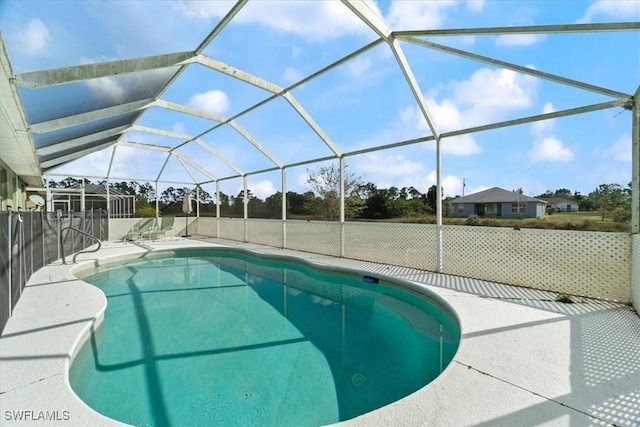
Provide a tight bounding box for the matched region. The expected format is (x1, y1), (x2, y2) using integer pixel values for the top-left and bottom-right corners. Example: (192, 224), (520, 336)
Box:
(60, 226), (102, 264)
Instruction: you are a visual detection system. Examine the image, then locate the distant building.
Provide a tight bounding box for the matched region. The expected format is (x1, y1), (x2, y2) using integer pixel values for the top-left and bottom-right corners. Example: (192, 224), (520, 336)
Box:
(450, 187), (547, 219)
(539, 197), (579, 212)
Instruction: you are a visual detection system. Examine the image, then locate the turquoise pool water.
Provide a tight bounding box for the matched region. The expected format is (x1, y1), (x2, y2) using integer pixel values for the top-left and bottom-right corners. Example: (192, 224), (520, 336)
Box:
(70, 249), (459, 426)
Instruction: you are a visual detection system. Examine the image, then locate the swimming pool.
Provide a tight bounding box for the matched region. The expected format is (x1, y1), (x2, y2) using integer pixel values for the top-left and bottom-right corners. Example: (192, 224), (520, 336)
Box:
(70, 248), (460, 426)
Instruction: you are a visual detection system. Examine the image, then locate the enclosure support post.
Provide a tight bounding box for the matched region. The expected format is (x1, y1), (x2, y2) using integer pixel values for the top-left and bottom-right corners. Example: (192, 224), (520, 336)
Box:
(56, 209), (62, 262)
(216, 181), (220, 238)
(80, 179), (85, 211)
(282, 168), (287, 249)
(339, 157), (345, 258)
(196, 186), (200, 218)
(45, 177), (53, 212)
(436, 136), (443, 273)
(155, 181), (159, 220)
(17, 208), (23, 300)
(631, 86), (639, 234)
(7, 207), (12, 317)
(105, 180), (110, 220)
(40, 211), (45, 267)
(243, 175), (248, 242)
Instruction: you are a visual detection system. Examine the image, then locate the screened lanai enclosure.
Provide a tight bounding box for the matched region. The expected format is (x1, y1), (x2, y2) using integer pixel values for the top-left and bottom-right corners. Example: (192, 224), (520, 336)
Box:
(1, 1), (639, 328)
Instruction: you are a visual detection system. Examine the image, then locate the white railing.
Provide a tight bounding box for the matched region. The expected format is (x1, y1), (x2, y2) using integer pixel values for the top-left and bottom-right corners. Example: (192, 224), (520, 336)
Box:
(441, 225), (630, 302)
(344, 222), (438, 271)
(219, 218), (244, 241)
(111, 217), (634, 304)
(286, 220), (341, 256)
(247, 219), (282, 248)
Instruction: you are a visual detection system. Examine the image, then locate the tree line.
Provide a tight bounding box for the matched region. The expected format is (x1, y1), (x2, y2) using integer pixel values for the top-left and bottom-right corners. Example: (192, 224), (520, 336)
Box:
(47, 169), (632, 224)
(535, 184), (631, 222)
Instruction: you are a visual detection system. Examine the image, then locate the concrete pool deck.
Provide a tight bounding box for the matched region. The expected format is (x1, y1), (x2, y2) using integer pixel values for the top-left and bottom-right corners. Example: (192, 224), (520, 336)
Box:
(1, 237), (639, 426)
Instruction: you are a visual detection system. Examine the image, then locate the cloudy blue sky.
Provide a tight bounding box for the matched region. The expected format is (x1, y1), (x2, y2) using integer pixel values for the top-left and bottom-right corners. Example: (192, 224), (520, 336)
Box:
(1, 0), (638, 200)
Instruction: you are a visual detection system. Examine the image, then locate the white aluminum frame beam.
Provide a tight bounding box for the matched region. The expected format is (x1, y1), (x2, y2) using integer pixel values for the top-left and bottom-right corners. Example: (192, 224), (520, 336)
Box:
(192, 139), (244, 176)
(118, 140), (171, 152)
(155, 153), (173, 183)
(131, 124), (193, 142)
(196, 54), (342, 157)
(195, 0), (249, 54)
(13, 52), (195, 88)
(343, 0), (443, 271)
(441, 99), (631, 139)
(45, 172), (193, 185)
(130, 123), (247, 174)
(105, 2), (249, 173)
(175, 156), (197, 184)
(29, 98), (153, 133)
(154, 99), (225, 123)
(36, 125), (131, 156)
(41, 140), (117, 170)
(154, 39), (385, 182)
(401, 37), (630, 100)
(174, 152), (218, 181)
(394, 22), (640, 37)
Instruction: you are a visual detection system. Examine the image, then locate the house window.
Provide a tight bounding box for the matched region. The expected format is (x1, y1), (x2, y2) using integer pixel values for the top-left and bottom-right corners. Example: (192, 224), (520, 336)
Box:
(511, 203), (526, 213)
(456, 204), (464, 213)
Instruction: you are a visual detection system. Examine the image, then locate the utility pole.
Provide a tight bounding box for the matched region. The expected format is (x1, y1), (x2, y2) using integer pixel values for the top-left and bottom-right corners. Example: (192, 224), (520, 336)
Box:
(462, 178), (467, 197)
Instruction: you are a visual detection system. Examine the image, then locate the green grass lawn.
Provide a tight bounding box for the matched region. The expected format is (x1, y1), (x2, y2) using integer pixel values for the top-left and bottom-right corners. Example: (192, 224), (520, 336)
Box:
(371, 211), (628, 232)
(542, 211), (612, 223)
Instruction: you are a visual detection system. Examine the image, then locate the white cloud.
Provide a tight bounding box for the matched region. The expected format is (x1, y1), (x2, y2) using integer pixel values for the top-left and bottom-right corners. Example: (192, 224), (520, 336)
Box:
(174, 1), (235, 19)
(404, 67), (538, 142)
(189, 90), (230, 115)
(465, 185), (491, 196)
(417, 98), (465, 133)
(605, 134), (631, 162)
(171, 122), (187, 135)
(177, 0), (375, 42)
(385, 1), (457, 30)
(291, 45), (303, 59)
(438, 135), (482, 156)
(283, 66), (303, 84)
(249, 179), (277, 200)
(461, 35), (477, 46)
(528, 136), (575, 163)
(578, 0), (640, 23)
(450, 68), (538, 121)
(425, 171), (464, 197)
(404, 100), (483, 156)
(356, 153), (425, 178)
(78, 59), (175, 104)
(11, 19), (50, 55)
(84, 77), (127, 103)
(532, 102), (556, 135)
(467, 0), (485, 12)
(346, 57), (372, 79)
(496, 34), (546, 47)
(351, 153), (464, 196)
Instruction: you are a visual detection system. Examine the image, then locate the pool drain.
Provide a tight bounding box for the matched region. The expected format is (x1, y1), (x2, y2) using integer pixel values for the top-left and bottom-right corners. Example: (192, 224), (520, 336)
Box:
(351, 372), (367, 387)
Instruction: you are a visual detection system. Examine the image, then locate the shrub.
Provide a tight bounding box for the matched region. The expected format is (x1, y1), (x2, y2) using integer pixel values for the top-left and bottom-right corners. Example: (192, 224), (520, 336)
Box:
(466, 215), (480, 225)
(136, 205), (157, 218)
(555, 293), (574, 304)
(611, 207), (631, 223)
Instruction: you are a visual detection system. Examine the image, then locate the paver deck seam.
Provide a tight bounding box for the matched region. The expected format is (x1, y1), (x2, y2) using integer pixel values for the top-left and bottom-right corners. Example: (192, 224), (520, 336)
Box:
(453, 360), (617, 427)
